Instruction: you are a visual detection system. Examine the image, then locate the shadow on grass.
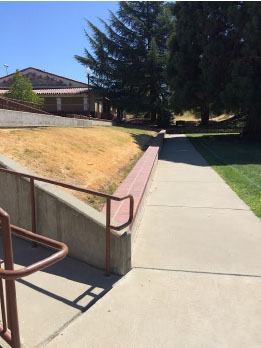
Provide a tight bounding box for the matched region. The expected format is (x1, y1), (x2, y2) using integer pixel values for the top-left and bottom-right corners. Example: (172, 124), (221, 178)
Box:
(130, 133), (154, 151)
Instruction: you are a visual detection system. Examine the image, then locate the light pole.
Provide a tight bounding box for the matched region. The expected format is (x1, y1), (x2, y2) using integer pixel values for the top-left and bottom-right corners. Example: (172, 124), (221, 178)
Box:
(86, 67), (91, 119)
(3, 64), (8, 75)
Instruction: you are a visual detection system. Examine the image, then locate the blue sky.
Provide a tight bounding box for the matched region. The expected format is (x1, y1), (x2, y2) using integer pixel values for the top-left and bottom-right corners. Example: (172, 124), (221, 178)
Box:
(0, 1), (119, 82)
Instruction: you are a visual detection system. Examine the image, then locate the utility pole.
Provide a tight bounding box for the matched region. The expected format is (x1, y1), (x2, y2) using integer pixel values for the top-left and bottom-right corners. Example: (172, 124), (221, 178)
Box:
(3, 64), (9, 75)
(86, 67), (91, 119)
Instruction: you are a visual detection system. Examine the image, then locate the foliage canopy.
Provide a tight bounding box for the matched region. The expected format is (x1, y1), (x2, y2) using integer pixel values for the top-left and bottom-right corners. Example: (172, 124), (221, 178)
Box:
(167, 1), (261, 136)
(7, 71), (42, 104)
(76, 1), (172, 123)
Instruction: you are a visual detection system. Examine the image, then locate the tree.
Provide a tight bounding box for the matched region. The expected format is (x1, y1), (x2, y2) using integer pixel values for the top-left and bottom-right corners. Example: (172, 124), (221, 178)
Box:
(221, 2), (261, 138)
(167, 2), (261, 137)
(75, 1), (172, 122)
(167, 2), (234, 125)
(7, 70), (42, 104)
(167, 2), (203, 121)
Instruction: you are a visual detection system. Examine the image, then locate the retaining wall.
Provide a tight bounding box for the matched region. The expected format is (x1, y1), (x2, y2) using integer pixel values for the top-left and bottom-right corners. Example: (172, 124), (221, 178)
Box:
(92, 119), (113, 127)
(0, 155), (130, 275)
(0, 129), (165, 275)
(0, 109), (113, 128)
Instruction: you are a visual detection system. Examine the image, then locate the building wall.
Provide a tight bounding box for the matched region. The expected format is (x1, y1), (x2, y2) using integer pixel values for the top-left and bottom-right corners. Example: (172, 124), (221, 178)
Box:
(62, 97), (84, 112)
(43, 97), (57, 113)
(0, 68), (87, 89)
(43, 95), (95, 114)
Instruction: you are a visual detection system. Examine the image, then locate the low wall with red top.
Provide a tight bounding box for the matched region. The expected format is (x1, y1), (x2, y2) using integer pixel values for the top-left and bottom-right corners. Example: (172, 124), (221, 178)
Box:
(102, 129), (165, 247)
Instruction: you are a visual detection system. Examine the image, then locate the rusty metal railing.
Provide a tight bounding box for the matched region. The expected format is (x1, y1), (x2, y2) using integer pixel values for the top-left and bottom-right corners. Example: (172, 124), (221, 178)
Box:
(0, 95), (50, 115)
(0, 207), (68, 348)
(0, 167), (134, 276)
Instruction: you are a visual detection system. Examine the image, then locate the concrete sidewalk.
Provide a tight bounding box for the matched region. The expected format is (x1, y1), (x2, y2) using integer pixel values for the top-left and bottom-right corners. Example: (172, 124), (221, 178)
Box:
(21, 135), (261, 347)
(133, 135), (261, 276)
(0, 237), (119, 348)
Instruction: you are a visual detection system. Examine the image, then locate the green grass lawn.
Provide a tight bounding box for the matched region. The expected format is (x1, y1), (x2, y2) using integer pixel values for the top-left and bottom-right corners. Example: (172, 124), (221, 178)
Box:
(187, 133), (261, 218)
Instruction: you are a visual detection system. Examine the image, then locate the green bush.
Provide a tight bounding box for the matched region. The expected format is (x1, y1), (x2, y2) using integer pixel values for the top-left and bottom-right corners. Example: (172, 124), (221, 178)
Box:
(157, 105), (173, 128)
(7, 70), (43, 104)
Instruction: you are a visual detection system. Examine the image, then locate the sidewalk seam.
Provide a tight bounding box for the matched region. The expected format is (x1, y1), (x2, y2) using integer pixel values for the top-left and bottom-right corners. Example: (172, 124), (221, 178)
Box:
(152, 180), (222, 183)
(133, 266), (261, 279)
(146, 204), (250, 211)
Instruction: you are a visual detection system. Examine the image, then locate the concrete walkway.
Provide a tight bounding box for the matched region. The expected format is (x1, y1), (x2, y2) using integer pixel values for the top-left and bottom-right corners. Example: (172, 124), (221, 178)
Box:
(0, 237), (119, 348)
(47, 134), (261, 347)
(6, 134), (261, 347)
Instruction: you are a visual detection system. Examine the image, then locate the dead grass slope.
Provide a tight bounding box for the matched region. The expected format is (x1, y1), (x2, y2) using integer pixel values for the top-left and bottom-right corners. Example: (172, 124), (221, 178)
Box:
(0, 126), (156, 209)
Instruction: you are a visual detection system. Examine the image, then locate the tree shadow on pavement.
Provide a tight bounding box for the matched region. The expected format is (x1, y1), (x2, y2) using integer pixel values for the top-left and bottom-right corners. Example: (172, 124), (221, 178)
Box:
(160, 134), (261, 167)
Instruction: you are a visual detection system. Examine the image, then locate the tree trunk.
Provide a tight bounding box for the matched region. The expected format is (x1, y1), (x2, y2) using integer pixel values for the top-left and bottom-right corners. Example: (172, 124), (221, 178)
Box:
(150, 111), (157, 123)
(116, 108), (123, 122)
(243, 110), (261, 140)
(200, 104), (210, 126)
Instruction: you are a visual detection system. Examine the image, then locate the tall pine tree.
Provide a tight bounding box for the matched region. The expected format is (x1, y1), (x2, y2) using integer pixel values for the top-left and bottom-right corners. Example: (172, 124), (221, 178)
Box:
(75, 1), (172, 122)
(167, 2), (261, 136)
(167, 2), (234, 125)
(221, 2), (261, 138)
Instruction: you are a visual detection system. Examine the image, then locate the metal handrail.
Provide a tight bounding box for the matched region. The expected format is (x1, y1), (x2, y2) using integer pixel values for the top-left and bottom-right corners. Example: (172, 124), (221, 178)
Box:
(0, 226), (68, 281)
(0, 95), (50, 115)
(0, 208), (68, 348)
(0, 167), (134, 276)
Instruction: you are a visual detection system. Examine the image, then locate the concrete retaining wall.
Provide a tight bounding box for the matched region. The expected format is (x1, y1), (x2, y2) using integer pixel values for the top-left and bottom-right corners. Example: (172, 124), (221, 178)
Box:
(0, 109), (113, 128)
(92, 119), (113, 127)
(0, 155), (130, 275)
(0, 129), (164, 275)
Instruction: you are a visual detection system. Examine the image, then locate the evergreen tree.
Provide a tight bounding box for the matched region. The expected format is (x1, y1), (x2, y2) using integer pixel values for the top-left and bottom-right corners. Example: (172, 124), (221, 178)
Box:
(221, 2), (261, 138)
(75, 1), (172, 122)
(167, 2), (261, 136)
(7, 70), (42, 104)
(167, 2), (202, 120)
(167, 2), (233, 125)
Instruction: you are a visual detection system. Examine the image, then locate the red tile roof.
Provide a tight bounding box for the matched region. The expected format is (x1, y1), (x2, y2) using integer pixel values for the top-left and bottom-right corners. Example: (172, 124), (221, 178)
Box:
(0, 87), (90, 96)
(34, 88), (90, 95)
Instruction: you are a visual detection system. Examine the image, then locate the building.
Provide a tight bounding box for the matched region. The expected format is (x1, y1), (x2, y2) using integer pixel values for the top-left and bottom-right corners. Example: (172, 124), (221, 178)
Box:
(0, 67), (115, 118)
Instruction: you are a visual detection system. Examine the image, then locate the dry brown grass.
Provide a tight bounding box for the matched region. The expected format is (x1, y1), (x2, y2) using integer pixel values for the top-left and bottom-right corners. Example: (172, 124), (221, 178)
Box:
(174, 111), (200, 122)
(174, 111), (234, 123)
(0, 126), (156, 209)
(210, 114), (234, 122)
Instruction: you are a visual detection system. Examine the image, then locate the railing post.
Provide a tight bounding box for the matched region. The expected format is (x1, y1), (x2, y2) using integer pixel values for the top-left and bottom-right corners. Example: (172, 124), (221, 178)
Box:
(0, 264), (7, 333)
(30, 178), (37, 247)
(6, 280), (20, 348)
(1, 212), (21, 348)
(105, 198), (111, 277)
